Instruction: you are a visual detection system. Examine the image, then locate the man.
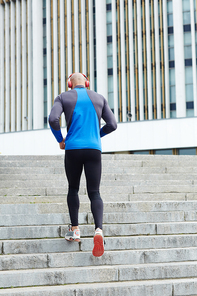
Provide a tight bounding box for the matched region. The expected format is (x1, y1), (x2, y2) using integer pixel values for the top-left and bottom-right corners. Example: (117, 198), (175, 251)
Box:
(49, 73), (117, 257)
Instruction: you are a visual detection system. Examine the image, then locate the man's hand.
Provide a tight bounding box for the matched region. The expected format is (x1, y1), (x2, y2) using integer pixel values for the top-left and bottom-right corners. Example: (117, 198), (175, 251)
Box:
(59, 138), (65, 150)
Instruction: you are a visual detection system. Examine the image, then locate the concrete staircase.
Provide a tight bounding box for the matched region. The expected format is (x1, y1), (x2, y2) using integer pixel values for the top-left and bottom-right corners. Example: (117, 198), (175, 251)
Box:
(0, 154), (197, 295)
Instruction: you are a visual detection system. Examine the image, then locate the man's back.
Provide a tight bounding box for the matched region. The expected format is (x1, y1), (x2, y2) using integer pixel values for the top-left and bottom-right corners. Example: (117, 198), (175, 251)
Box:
(49, 85), (117, 151)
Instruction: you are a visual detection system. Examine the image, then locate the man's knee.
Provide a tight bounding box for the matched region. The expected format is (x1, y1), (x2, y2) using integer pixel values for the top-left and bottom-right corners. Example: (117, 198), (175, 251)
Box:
(68, 187), (79, 197)
(88, 191), (101, 201)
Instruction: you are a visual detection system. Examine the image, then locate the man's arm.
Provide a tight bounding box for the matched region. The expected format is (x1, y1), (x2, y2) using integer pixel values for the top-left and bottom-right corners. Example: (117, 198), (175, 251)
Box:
(48, 96), (64, 143)
(100, 99), (117, 137)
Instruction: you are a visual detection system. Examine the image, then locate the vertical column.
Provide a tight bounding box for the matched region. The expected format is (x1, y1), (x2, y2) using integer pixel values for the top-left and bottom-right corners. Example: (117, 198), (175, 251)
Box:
(74, 0), (79, 72)
(154, 0), (161, 119)
(51, 0), (54, 103)
(173, 0), (186, 117)
(81, 0), (87, 75)
(85, 0), (89, 78)
(60, 0), (65, 92)
(134, 0), (139, 120)
(46, 0), (52, 125)
(5, 2), (10, 132)
(16, 0), (21, 131)
(190, 0), (197, 115)
(145, 0), (153, 120)
(112, 0), (118, 121)
(28, 0), (33, 130)
(88, 0), (94, 90)
(151, 0), (157, 119)
(137, 0), (144, 120)
(32, 0), (44, 129)
(125, 0), (130, 119)
(60, 0), (66, 126)
(163, 0), (170, 118)
(71, 0), (75, 72)
(128, 0), (135, 122)
(67, 0), (72, 75)
(57, 0), (61, 94)
(79, 0), (82, 73)
(11, 1), (15, 132)
(160, 0), (165, 118)
(95, 0), (108, 98)
(65, 0), (68, 85)
(142, 0), (148, 120)
(0, 4), (4, 133)
(117, 0), (122, 121)
(53, 0), (58, 97)
(120, 0), (126, 122)
(22, 0), (27, 130)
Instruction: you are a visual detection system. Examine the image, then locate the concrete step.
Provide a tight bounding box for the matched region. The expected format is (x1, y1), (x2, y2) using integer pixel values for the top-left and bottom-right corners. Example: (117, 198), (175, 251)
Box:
(1, 221), (197, 240)
(1, 172), (197, 181)
(1, 247), (197, 271)
(1, 262), (197, 288)
(0, 211), (186, 226)
(0, 213), (86, 226)
(0, 179), (194, 189)
(1, 184), (197, 197)
(0, 185), (133, 196)
(1, 201), (197, 215)
(2, 234), (197, 255)
(2, 165), (197, 175)
(0, 153), (196, 160)
(2, 156), (197, 167)
(0, 207), (192, 226)
(0, 194), (132, 203)
(0, 166), (169, 175)
(134, 184), (197, 193)
(0, 278), (197, 296)
(0, 192), (190, 204)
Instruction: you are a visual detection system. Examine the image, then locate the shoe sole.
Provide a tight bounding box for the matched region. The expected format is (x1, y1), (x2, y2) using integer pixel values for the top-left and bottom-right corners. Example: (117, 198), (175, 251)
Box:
(92, 234), (104, 257)
(65, 237), (81, 242)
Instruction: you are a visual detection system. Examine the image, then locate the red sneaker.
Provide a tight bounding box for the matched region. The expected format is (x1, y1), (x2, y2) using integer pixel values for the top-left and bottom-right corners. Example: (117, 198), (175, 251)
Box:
(92, 228), (104, 257)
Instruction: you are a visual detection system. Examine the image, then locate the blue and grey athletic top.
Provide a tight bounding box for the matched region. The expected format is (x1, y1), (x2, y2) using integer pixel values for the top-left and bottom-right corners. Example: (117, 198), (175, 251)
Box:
(49, 85), (117, 151)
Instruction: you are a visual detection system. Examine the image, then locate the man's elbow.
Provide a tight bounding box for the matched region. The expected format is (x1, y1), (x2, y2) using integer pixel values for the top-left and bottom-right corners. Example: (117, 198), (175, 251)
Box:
(111, 121), (117, 132)
(48, 115), (58, 129)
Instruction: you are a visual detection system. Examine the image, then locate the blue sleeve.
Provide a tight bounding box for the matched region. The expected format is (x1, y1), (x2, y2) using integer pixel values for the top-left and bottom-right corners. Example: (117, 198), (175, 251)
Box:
(100, 127), (107, 138)
(49, 124), (63, 143)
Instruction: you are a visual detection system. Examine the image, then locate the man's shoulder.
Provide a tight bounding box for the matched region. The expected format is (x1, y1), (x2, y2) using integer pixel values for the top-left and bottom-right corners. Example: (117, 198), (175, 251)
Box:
(60, 89), (77, 99)
(86, 89), (105, 101)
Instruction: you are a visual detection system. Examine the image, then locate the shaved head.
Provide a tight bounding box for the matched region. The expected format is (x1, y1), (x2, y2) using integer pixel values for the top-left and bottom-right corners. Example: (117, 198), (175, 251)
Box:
(70, 73), (86, 89)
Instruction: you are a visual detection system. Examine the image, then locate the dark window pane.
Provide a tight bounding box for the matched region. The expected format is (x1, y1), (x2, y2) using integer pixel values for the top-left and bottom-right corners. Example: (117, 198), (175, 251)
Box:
(108, 68), (113, 75)
(179, 148), (196, 155)
(186, 101), (194, 109)
(169, 60), (175, 68)
(184, 24), (191, 32)
(168, 27), (173, 34)
(106, 4), (111, 11)
(170, 103), (176, 111)
(107, 35), (112, 43)
(185, 59), (192, 66)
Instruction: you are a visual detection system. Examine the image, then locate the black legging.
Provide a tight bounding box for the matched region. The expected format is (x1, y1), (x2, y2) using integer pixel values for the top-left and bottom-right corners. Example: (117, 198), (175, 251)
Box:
(64, 149), (103, 229)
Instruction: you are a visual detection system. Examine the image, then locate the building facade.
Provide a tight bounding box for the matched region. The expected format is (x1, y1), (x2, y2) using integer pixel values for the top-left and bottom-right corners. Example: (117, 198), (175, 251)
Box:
(0, 0), (197, 155)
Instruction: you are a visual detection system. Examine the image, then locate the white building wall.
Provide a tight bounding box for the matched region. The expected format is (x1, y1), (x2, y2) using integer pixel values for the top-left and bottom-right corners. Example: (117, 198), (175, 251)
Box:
(1, 117), (197, 155)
